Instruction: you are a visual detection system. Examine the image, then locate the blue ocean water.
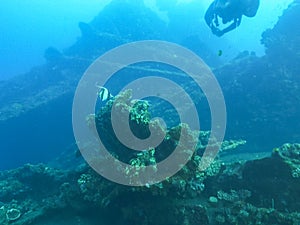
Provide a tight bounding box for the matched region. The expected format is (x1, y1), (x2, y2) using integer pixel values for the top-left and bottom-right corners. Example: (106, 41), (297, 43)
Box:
(0, 0), (291, 80)
(0, 0), (111, 80)
(0, 0), (299, 224)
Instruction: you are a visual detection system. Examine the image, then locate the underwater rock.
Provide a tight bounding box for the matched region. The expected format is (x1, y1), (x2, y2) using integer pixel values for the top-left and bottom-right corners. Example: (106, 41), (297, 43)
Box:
(0, 206), (6, 224)
(0, 144), (299, 224)
(216, 49), (300, 152)
(208, 196), (218, 204)
(78, 22), (95, 38)
(240, 145), (300, 212)
(65, 22), (126, 58)
(90, 0), (166, 40)
(261, 0), (300, 73)
(44, 47), (64, 64)
(6, 208), (21, 221)
(273, 143), (300, 178)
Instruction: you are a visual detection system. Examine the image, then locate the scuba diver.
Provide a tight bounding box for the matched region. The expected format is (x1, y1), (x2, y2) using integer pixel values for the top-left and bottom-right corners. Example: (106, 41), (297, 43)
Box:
(205, 0), (260, 36)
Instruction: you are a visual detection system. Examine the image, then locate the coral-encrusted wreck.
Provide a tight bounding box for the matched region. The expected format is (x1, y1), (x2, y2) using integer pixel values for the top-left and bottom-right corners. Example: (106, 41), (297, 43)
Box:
(0, 89), (300, 225)
(0, 0), (299, 224)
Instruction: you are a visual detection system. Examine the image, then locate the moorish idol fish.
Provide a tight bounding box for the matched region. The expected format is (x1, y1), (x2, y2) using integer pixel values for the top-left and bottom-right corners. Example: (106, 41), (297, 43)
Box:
(96, 85), (113, 101)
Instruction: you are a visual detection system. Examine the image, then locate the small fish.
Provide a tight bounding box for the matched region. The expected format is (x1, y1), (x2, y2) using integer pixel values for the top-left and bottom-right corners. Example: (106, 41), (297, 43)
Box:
(96, 85), (113, 101)
(218, 49), (223, 56)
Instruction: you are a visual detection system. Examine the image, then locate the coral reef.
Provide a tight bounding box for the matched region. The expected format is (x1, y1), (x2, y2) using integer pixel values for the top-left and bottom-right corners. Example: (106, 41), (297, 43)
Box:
(1, 90), (300, 224)
(0, 143), (299, 224)
(6, 208), (21, 221)
(261, 0), (300, 74)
